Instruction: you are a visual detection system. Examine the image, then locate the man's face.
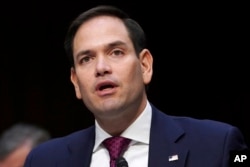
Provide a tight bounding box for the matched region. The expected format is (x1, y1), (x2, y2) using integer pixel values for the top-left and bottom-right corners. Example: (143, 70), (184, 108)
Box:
(0, 144), (31, 167)
(71, 16), (153, 120)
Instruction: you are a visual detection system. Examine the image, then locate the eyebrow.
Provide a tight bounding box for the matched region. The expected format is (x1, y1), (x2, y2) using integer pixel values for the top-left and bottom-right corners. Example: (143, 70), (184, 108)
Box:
(75, 50), (91, 60)
(107, 40), (127, 49)
(75, 40), (128, 59)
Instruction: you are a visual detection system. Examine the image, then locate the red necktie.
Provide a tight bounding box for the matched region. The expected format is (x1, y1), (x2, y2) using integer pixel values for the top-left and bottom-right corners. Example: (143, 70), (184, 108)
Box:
(103, 136), (131, 167)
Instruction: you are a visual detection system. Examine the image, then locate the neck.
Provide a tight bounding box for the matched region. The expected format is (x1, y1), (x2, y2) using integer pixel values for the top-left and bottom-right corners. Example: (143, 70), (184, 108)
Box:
(96, 99), (147, 136)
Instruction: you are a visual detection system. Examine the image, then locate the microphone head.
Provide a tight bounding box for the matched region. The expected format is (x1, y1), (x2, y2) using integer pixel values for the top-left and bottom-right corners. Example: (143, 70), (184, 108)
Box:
(116, 157), (128, 167)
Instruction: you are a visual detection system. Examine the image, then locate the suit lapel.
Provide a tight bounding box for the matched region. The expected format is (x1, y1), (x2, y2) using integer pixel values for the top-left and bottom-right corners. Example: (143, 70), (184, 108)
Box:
(64, 105), (189, 167)
(67, 126), (95, 167)
(148, 105), (189, 167)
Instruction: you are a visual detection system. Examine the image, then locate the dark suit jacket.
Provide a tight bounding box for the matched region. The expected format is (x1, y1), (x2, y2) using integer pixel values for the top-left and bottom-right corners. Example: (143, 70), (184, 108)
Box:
(24, 104), (248, 167)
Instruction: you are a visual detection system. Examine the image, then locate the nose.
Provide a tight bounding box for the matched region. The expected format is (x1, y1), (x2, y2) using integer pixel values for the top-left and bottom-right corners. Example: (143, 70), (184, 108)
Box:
(95, 56), (112, 77)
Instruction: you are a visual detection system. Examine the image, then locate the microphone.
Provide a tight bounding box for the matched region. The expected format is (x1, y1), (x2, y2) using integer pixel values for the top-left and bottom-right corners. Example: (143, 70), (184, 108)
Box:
(116, 157), (128, 167)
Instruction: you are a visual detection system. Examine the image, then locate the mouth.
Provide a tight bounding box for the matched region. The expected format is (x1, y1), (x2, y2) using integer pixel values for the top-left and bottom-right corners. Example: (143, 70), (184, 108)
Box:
(96, 81), (118, 92)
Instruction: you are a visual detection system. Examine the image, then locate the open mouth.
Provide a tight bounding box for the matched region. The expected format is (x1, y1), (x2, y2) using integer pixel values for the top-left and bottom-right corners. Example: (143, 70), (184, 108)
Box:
(99, 84), (115, 91)
(96, 81), (117, 92)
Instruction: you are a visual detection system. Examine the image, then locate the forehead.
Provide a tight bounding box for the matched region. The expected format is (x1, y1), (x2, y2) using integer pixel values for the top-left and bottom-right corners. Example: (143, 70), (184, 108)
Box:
(73, 16), (132, 51)
(78, 15), (128, 33)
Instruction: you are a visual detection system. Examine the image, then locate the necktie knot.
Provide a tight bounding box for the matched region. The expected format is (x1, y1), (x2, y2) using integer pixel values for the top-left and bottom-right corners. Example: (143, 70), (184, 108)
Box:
(103, 136), (131, 167)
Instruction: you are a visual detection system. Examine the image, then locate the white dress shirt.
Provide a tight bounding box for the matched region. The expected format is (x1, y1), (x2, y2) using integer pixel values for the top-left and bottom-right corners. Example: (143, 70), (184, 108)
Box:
(90, 101), (152, 167)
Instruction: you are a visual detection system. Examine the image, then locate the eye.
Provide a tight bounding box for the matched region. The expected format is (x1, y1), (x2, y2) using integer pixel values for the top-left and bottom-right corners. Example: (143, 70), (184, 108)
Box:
(112, 49), (124, 57)
(80, 56), (92, 64)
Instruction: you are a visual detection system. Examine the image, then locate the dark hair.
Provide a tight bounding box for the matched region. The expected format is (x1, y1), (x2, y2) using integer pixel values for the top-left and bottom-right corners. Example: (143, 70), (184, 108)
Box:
(64, 5), (146, 67)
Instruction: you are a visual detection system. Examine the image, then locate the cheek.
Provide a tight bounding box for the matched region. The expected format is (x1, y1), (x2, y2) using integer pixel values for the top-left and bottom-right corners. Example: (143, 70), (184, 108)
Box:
(77, 80), (94, 101)
(119, 61), (143, 84)
(75, 72), (93, 93)
(77, 79), (90, 93)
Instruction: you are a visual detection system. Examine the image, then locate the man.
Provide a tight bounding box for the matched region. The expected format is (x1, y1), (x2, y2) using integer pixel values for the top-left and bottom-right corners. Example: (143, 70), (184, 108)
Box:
(24, 5), (248, 167)
(0, 123), (50, 167)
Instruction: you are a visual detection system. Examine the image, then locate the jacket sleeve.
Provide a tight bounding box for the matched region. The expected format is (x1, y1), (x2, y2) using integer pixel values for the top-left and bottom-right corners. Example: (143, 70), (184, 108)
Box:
(222, 126), (248, 167)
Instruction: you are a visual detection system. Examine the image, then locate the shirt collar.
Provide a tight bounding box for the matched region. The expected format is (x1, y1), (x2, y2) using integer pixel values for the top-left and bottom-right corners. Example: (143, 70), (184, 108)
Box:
(93, 100), (152, 152)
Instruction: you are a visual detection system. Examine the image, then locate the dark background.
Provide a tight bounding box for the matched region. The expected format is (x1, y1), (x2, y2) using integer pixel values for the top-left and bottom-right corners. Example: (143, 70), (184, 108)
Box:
(1, 1), (249, 146)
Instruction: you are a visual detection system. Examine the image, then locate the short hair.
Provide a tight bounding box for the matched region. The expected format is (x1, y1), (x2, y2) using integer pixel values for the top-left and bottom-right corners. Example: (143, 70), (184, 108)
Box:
(0, 123), (50, 160)
(64, 5), (147, 67)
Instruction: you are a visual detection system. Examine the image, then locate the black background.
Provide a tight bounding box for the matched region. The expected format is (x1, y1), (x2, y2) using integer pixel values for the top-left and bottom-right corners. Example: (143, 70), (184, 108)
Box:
(1, 1), (249, 146)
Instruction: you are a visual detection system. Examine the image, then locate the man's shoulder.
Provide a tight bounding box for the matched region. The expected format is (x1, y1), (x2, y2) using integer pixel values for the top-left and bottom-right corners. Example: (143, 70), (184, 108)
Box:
(153, 105), (247, 149)
(172, 115), (233, 130)
(151, 104), (240, 136)
(27, 126), (95, 159)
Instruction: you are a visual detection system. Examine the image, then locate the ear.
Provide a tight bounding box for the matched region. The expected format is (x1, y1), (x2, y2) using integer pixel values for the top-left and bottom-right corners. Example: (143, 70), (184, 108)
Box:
(70, 67), (82, 99)
(139, 49), (153, 85)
